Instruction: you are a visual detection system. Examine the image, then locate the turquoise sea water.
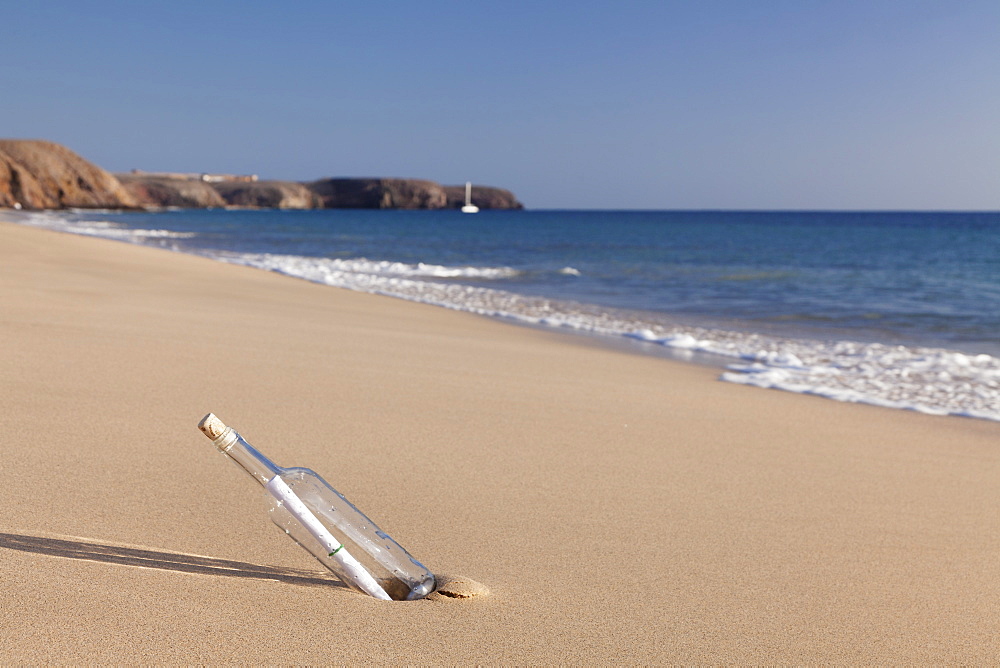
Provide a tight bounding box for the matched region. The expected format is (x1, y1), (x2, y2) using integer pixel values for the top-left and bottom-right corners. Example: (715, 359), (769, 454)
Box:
(16, 208), (1000, 420)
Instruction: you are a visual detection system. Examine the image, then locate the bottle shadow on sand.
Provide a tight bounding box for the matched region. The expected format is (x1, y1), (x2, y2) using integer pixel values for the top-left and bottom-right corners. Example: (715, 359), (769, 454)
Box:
(0, 531), (349, 590)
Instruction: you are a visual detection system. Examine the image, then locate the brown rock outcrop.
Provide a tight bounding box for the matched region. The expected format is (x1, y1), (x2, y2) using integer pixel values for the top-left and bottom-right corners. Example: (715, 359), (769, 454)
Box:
(116, 174), (227, 209)
(0, 138), (526, 211)
(0, 139), (138, 210)
(211, 180), (321, 209)
(307, 178), (449, 209)
(443, 184), (523, 210)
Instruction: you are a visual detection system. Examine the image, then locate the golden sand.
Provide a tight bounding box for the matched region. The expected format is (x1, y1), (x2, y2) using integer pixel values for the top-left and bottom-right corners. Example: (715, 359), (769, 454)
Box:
(1, 219), (998, 663)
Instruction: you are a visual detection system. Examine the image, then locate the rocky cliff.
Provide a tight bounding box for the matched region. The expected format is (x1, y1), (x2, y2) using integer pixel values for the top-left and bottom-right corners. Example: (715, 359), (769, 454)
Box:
(116, 174), (227, 209)
(307, 178), (449, 209)
(0, 139), (524, 211)
(211, 180), (321, 209)
(0, 139), (138, 210)
(128, 178), (523, 210)
(443, 184), (523, 210)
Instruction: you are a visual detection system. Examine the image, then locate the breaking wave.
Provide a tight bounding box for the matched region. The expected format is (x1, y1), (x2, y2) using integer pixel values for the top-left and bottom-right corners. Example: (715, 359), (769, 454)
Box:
(216, 250), (1000, 422)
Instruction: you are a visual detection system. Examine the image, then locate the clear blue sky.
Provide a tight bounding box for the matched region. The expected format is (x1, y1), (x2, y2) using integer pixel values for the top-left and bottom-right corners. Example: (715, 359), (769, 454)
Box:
(3, 1), (998, 209)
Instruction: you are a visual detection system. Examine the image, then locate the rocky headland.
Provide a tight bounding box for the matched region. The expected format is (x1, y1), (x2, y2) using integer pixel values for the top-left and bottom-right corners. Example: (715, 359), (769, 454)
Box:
(0, 139), (524, 211)
(307, 177), (448, 210)
(0, 140), (137, 210)
(210, 180), (322, 209)
(117, 173), (227, 209)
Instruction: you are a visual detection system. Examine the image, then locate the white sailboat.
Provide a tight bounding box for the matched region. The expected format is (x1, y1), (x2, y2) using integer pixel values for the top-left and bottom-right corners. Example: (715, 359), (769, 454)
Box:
(461, 181), (479, 213)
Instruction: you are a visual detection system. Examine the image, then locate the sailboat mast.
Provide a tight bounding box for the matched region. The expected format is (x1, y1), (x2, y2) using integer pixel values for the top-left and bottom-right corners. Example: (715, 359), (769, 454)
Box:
(461, 181), (479, 213)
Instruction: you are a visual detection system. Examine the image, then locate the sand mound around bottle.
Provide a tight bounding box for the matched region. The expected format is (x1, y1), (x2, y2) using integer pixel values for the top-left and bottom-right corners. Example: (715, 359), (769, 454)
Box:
(427, 574), (491, 600)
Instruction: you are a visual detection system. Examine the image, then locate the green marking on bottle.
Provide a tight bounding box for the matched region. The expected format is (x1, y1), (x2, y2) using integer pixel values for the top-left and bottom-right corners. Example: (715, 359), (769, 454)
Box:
(328, 544), (344, 557)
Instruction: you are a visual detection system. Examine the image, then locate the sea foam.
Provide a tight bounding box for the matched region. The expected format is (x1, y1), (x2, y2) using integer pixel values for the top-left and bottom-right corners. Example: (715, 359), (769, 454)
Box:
(214, 251), (1000, 422)
(16, 211), (196, 240)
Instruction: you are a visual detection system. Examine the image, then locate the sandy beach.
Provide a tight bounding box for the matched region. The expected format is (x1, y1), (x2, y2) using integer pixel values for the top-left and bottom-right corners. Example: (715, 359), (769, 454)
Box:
(1, 218), (998, 663)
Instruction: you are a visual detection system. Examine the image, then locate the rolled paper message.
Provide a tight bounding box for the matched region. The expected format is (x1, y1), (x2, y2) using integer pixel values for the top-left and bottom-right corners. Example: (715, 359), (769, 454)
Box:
(265, 474), (391, 600)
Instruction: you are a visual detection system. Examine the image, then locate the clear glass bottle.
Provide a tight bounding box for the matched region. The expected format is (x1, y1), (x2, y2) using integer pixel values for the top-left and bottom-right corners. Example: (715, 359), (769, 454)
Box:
(198, 413), (436, 601)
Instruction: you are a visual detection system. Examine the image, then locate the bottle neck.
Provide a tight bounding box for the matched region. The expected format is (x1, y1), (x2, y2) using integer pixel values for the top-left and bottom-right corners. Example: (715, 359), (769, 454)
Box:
(213, 428), (281, 486)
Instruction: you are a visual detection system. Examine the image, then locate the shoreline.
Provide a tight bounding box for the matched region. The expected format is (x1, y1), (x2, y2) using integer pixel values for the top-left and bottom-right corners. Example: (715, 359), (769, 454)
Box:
(2, 218), (999, 662)
(14, 207), (1000, 355)
(11, 208), (1000, 422)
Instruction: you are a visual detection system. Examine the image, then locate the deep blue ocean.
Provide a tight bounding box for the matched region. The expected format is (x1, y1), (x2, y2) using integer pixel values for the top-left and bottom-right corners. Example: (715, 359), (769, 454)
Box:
(17, 208), (1000, 421)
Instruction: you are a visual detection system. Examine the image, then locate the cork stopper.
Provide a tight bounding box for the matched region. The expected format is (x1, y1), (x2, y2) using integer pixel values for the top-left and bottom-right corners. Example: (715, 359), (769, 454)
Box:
(198, 413), (228, 440)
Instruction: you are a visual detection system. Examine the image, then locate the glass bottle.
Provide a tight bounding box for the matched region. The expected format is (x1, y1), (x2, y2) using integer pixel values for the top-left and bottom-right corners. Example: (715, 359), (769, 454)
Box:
(198, 413), (436, 601)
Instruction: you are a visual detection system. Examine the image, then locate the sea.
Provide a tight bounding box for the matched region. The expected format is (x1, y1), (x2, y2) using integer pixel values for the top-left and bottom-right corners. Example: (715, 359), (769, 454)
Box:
(13, 208), (1000, 422)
